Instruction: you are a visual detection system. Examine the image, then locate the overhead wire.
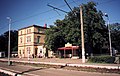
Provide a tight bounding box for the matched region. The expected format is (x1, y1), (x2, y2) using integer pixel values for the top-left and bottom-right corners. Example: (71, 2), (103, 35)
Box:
(12, 0), (78, 24)
(0, 0), (119, 34)
(0, 0), (79, 33)
(98, 0), (118, 5)
(1, 0), (119, 25)
(72, 0), (80, 6)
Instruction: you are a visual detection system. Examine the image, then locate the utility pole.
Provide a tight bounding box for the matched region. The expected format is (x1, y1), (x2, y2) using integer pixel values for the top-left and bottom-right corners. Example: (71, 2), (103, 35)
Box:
(80, 6), (85, 63)
(7, 17), (11, 66)
(108, 19), (112, 56)
(104, 13), (112, 56)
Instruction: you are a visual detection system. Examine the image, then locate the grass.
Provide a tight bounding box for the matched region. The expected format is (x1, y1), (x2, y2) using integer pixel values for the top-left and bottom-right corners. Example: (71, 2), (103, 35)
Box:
(88, 55), (115, 63)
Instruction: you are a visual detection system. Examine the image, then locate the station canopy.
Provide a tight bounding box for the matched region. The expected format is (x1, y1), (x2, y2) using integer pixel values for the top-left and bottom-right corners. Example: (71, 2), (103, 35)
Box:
(58, 43), (79, 50)
(58, 46), (79, 50)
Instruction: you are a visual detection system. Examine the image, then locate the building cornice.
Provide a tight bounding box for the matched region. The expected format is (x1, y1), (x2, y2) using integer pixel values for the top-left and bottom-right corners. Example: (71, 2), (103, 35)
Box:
(18, 25), (48, 31)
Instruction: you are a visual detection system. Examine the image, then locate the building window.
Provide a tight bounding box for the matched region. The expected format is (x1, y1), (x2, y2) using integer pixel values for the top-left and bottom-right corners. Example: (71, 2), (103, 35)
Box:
(27, 29), (29, 34)
(27, 47), (31, 54)
(21, 31), (22, 35)
(27, 29), (31, 34)
(20, 37), (22, 43)
(42, 30), (45, 33)
(19, 50), (21, 54)
(29, 29), (31, 33)
(38, 28), (40, 33)
(27, 36), (31, 42)
(37, 36), (40, 43)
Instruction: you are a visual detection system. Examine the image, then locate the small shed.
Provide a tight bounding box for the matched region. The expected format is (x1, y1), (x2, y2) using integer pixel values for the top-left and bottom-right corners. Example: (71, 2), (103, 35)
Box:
(58, 43), (80, 58)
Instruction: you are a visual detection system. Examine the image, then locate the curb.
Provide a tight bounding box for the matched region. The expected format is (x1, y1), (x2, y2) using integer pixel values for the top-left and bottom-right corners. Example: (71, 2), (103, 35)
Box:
(12, 60), (67, 66)
(12, 60), (120, 70)
(66, 64), (120, 69)
(0, 68), (17, 76)
(0, 59), (120, 70)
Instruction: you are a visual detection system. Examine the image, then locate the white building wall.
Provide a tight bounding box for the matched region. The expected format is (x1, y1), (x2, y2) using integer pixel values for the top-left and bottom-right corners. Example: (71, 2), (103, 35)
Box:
(37, 46), (46, 57)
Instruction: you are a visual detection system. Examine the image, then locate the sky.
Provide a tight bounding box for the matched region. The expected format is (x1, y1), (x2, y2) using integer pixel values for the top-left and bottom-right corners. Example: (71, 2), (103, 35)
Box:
(0, 0), (120, 35)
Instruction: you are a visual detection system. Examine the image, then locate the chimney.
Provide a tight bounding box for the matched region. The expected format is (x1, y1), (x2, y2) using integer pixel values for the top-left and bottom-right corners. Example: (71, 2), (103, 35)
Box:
(44, 24), (47, 28)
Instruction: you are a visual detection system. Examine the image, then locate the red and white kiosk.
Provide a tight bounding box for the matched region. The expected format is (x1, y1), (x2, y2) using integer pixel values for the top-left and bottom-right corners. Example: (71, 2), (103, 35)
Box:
(58, 43), (80, 59)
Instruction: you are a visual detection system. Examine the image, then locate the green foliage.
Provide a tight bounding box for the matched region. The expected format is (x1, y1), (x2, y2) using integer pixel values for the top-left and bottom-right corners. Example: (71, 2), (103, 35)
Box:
(12, 46), (18, 51)
(88, 55), (115, 63)
(110, 23), (120, 52)
(45, 1), (108, 54)
(82, 1), (108, 54)
(45, 25), (66, 51)
(0, 72), (11, 76)
(0, 30), (18, 56)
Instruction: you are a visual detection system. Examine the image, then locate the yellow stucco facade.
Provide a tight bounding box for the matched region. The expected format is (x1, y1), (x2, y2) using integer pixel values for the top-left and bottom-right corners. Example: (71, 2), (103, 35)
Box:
(18, 25), (47, 58)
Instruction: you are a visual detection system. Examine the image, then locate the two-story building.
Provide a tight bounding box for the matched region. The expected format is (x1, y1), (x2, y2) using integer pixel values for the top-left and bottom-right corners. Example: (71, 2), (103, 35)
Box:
(18, 25), (47, 58)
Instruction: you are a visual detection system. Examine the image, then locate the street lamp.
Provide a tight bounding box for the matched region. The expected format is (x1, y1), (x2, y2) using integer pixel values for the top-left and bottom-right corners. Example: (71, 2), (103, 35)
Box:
(7, 17), (11, 65)
(104, 13), (112, 56)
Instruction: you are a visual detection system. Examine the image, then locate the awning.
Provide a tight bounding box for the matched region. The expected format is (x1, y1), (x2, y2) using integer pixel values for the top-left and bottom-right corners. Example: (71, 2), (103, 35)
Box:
(58, 46), (79, 50)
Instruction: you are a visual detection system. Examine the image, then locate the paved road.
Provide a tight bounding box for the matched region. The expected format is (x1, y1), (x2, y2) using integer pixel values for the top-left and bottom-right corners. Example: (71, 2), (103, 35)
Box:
(0, 62), (119, 76)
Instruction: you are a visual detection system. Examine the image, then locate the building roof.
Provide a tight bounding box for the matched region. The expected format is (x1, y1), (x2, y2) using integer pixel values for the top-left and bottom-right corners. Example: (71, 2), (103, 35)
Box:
(18, 25), (48, 31)
(58, 46), (79, 50)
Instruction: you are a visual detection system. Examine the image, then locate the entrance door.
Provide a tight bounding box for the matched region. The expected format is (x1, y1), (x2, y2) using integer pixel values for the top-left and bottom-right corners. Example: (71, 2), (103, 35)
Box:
(35, 48), (38, 57)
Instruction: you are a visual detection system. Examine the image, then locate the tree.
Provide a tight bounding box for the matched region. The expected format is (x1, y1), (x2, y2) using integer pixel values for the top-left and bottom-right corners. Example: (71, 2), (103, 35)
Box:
(110, 23), (120, 52)
(45, 1), (108, 55)
(0, 35), (6, 51)
(45, 25), (66, 52)
(82, 1), (108, 55)
(0, 30), (18, 56)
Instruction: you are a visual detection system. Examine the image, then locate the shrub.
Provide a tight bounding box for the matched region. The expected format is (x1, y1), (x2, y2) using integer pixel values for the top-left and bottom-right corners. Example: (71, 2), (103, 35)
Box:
(0, 72), (11, 76)
(88, 55), (115, 63)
